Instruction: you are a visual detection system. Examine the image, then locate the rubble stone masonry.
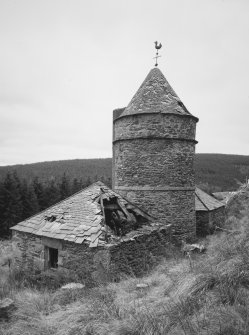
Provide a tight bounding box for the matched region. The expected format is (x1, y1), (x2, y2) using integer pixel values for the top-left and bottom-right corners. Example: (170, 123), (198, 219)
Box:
(113, 112), (198, 241)
(12, 225), (172, 285)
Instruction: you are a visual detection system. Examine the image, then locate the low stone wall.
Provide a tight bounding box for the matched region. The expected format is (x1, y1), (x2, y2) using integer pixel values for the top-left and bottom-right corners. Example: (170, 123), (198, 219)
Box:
(109, 226), (172, 279)
(59, 242), (111, 286)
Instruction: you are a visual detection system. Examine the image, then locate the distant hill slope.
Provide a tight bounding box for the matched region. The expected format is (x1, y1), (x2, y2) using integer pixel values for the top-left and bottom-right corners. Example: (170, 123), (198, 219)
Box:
(0, 158), (112, 184)
(0, 154), (248, 191)
(195, 154), (249, 192)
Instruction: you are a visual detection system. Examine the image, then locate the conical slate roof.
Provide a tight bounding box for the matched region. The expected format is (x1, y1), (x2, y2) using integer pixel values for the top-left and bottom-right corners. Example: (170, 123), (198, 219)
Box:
(120, 67), (195, 118)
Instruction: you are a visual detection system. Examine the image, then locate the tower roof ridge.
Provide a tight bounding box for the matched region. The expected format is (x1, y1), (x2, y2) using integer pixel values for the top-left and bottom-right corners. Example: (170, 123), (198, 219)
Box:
(120, 67), (195, 118)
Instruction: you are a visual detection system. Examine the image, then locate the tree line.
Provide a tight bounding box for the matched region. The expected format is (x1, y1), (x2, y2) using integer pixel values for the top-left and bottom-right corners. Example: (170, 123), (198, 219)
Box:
(0, 172), (111, 238)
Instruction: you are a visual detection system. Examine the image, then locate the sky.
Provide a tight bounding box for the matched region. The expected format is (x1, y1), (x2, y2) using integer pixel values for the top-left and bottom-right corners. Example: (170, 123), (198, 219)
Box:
(0, 0), (248, 166)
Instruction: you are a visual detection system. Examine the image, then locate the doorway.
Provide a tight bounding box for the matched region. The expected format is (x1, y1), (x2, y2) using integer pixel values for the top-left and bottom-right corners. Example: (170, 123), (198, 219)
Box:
(48, 247), (58, 268)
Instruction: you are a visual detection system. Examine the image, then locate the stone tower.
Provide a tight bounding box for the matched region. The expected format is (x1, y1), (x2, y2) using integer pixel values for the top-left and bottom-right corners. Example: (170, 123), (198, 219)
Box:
(112, 67), (198, 240)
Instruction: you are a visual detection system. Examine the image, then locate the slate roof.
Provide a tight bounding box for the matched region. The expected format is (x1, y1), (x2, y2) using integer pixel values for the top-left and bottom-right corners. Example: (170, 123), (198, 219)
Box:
(119, 67), (198, 120)
(11, 182), (153, 247)
(195, 188), (224, 211)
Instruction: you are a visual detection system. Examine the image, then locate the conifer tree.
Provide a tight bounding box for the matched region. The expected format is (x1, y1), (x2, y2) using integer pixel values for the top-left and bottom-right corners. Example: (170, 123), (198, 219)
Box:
(0, 181), (5, 236)
(71, 178), (81, 194)
(59, 173), (71, 200)
(32, 176), (47, 210)
(21, 179), (39, 220)
(84, 176), (92, 188)
(44, 179), (60, 206)
(0, 172), (23, 237)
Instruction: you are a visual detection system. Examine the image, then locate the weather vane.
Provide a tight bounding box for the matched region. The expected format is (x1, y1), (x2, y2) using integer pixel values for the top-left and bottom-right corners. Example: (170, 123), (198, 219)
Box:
(154, 41), (162, 67)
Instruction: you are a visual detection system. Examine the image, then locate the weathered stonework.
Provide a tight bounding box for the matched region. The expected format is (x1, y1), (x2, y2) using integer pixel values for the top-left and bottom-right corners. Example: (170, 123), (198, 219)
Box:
(115, 188), (196, 241)
(112, 68), (198, 241)
(109, 226), (172, 279)
(12, 225), (172, 285)
(196, 207), (225, 236)
(113, 138), (195, 187)
(12, 231), (45, 271)
(11, 67), (201, 285)
(113, 111), (197, 240)
(114, 113), (197, 141)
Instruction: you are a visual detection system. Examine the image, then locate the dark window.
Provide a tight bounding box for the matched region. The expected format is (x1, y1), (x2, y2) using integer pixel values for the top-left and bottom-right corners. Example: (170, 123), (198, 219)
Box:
(49, 247), (58, 268)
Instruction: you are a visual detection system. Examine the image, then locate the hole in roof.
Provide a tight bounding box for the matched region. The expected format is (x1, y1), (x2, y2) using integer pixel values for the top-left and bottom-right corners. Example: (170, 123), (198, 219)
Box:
(102, 196), (149, 236)
(45, 215), (57, 222)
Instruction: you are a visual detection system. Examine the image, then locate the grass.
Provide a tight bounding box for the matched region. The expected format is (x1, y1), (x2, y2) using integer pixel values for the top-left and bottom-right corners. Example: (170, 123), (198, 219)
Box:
(1, 184), (249, 334)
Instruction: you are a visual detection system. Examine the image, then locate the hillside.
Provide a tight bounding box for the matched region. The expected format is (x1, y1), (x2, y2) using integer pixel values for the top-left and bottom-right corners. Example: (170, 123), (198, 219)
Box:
(0, 158), (112, 184)
(195, 153), (249, 192)
(1, 184), (249, 334)
(0, 154), (249, 191)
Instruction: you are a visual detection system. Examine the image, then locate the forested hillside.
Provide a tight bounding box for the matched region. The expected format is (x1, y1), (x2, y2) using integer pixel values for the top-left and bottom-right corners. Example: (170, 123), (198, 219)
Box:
(0, 154), (248, 191)
(0, 153), (249, 237)
(0, 171), (111, 238)
(195, 153), (249, 192)
(0, 158), (112, 184)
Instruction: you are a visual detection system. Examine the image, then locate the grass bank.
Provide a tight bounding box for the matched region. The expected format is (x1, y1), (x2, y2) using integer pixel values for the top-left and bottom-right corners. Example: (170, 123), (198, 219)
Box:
(1, 185), (249, 334)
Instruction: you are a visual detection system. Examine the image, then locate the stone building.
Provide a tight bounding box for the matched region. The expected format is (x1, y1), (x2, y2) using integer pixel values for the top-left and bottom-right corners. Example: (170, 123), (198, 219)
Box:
(11, 66), (225, 281)
(11, 182), (172, 283)
(195, 188), (225, 236)
(113, 67), (198, 241)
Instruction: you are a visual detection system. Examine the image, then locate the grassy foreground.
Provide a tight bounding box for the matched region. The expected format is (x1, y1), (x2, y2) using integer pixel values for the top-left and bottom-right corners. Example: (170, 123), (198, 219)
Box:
(1, 185), (249, 335)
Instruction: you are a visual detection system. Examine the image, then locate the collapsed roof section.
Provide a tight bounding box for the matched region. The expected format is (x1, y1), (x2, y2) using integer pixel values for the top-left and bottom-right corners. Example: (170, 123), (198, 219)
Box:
(11, 182), (155, 247)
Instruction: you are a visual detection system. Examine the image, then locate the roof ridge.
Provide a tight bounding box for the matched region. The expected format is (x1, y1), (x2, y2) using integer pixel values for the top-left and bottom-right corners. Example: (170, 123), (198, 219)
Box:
(11, 181), (106, 227)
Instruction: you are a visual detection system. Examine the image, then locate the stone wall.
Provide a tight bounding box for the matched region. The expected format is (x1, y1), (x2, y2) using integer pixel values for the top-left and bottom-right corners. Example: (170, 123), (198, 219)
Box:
(113, 112), (197, 241)
(211, 207), (225, 230)
(113, 139), (195, 187)
(12, 231), (109, 285)
(12, 226), (173, 284)
(114, 113), (196, 141)
(196, 207), (225, 236)
(116, 189), (196, 241)
(109, 226), (172, 279)
(12, 230), (45, 270)
(59, 241), (111, 285)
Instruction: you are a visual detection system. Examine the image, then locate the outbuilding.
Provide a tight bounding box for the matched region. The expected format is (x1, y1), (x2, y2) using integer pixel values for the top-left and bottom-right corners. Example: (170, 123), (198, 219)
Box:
(195, 188), (225, 236)
(11, 181), (172, 284)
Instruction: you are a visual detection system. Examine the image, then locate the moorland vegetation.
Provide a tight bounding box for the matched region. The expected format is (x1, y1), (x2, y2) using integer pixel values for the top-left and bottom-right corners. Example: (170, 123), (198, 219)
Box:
(1, 184), (249, 334)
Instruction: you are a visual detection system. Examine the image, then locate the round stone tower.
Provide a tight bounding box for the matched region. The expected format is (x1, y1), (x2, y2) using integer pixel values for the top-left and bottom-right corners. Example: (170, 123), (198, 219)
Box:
(112, 67), (198, 241)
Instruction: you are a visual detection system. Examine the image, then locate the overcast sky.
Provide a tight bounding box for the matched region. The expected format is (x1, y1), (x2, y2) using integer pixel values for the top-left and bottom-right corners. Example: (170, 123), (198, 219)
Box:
(0, 0), (248, 166)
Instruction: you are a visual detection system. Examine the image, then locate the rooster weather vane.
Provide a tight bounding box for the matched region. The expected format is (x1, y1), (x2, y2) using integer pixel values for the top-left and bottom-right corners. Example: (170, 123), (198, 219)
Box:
(154, 41), (162, 67)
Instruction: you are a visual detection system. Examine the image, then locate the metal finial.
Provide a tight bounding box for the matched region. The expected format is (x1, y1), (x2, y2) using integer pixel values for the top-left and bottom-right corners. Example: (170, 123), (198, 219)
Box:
(153, 41), (162, 67)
